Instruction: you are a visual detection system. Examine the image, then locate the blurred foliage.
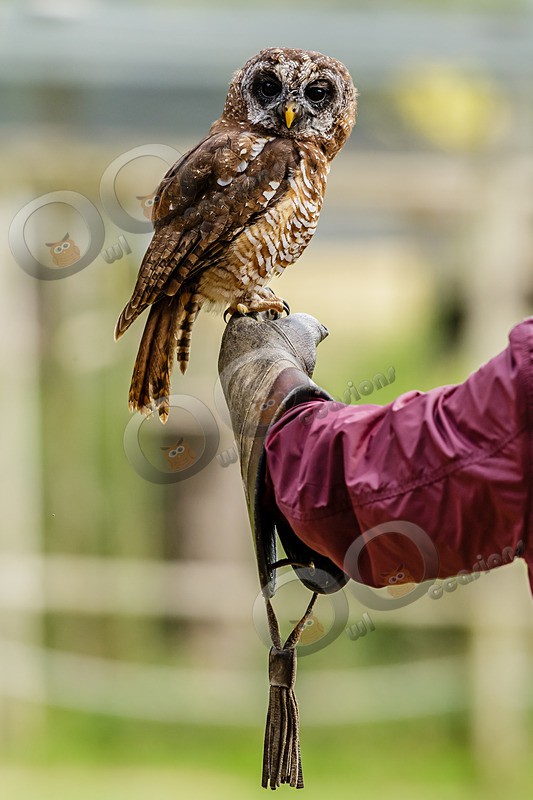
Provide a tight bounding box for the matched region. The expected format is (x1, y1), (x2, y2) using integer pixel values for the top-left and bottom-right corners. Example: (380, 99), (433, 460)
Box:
(392, 65), (507, 152)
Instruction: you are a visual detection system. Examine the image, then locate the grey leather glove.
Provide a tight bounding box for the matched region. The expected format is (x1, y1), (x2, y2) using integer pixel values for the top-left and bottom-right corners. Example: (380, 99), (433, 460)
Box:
(218, 312), (349, 595)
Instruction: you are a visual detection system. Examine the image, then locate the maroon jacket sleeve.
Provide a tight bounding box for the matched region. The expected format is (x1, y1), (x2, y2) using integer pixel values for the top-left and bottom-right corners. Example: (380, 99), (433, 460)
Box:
(264, 318), (533, 595)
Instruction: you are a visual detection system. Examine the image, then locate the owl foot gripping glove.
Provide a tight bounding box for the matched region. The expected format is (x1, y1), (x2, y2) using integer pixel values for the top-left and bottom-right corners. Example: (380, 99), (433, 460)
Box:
(218, 312), (349, 789)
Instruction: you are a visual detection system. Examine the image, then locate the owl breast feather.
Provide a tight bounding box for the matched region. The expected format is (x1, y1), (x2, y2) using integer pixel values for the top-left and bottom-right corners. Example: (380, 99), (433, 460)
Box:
(197, 143), (329, 308)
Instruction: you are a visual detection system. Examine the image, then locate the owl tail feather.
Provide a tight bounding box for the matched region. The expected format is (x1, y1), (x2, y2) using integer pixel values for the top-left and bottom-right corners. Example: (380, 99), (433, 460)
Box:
(128, 294), (186, 423)
(176, 292), (203, 375)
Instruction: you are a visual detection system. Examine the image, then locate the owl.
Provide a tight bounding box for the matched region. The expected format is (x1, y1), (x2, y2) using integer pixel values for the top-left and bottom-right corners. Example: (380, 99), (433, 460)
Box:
(160, 436), (196, 471)
(115, 47), (357, 421)
(46, 232), (81, 267)
(136, 192), (156, 221)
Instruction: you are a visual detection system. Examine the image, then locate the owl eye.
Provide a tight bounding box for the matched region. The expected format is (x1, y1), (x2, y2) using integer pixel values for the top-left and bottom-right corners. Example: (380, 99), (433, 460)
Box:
(305, 82), (331, 104)
(62, 241), (71, 250)
(396, 572), (405, 581)
(145, 198), (154, 207)
(169, 445), (185, 458)
(254, 75), (282, 101)
(54, 245), (63, 254)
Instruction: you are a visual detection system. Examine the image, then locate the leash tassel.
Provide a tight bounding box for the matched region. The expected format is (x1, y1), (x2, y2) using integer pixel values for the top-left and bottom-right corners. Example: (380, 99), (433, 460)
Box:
(262, 647), (303, 789)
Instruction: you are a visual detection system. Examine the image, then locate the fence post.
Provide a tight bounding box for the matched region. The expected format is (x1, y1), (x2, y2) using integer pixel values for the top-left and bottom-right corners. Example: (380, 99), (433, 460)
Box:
(468, 562), (531, 780)
(0, 198), (45, 744)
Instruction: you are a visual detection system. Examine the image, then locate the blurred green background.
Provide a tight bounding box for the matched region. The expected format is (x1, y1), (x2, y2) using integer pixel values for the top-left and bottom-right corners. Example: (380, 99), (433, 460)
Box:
(2, 0), (533, 797)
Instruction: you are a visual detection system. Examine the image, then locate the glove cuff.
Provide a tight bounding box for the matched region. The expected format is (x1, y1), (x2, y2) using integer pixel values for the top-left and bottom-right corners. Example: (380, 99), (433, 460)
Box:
(246, 371), (349, 596)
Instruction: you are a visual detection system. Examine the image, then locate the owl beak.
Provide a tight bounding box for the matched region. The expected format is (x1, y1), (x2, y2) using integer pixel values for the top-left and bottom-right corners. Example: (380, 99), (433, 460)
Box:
(283, 102), (299, 129)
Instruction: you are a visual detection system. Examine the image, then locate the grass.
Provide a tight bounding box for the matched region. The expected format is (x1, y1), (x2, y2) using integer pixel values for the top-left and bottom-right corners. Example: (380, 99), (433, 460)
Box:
(2, 708), (533, 799)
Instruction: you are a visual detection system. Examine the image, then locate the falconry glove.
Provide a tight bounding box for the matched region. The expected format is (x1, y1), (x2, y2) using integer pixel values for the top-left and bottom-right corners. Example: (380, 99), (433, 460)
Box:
(218, 312), (349, 789)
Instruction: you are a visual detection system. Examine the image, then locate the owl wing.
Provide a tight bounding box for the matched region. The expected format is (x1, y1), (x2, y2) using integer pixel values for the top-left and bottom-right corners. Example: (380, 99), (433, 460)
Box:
(115, 128), (297, 339)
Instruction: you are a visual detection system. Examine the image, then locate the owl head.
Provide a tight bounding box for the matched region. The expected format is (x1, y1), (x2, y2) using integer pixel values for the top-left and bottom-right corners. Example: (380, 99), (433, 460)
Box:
(223, 47), (357, 159)
(45, 232), (81, 267)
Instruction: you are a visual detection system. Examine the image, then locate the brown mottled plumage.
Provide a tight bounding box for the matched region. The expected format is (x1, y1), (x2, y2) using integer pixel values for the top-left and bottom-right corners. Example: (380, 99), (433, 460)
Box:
(115, 47), (357, 421)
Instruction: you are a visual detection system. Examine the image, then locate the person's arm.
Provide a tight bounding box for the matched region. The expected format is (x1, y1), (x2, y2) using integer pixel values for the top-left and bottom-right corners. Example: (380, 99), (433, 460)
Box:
(219, 313), (533, 595)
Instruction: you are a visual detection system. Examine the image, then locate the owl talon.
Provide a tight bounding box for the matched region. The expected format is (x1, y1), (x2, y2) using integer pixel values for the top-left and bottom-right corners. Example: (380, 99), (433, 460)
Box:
(282, 299), (291, 316)
(224, 304), (253, 322)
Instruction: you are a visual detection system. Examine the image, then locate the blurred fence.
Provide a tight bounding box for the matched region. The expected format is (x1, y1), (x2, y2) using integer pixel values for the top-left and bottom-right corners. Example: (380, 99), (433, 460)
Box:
(0, 553), (532, 770)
